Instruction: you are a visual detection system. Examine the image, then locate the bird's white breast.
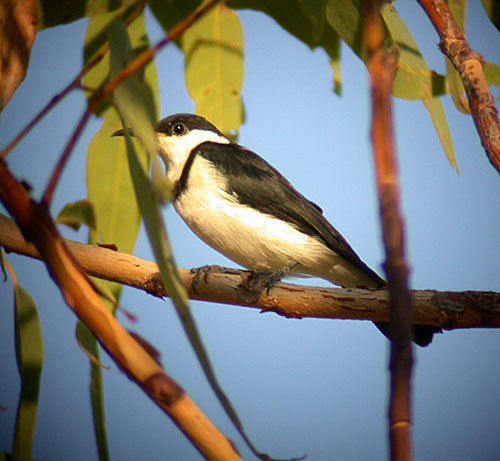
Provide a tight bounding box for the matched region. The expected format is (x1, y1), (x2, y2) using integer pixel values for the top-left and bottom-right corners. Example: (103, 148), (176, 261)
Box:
(174, 156), (346, 277)
(168, 140), (381, 288)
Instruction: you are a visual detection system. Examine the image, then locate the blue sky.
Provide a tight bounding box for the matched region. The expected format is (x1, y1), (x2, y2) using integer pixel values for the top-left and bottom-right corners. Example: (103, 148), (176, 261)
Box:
(1, 2), (499, 460)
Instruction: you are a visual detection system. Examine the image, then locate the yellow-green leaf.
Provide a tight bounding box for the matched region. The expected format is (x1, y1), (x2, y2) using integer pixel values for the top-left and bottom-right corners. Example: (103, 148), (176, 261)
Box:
(229, 0), (342, 95)
(485, 62), (500, 92)
(8, 264), (43, 460)
(76, 322), (110, 461)
(37, 0), (135, 30)
(423, 97), (458, 172)
(85, 12), (155, 255)
(181, 5), (244, 137)
(75, 321), (110, 369)
(381, 3), (457, 169)
(84, 11), (158, 461)
(56, 199), (97, 231)
(299, 0), (328, 41)
(118, 122), (268, 459)
(446, 58), (469, 113)
(325, 0), (368, 61)
(446, 0), (469, 113)
(481, 0), (500, 33)
(107, 19), (157, 156)
(149, 0), (202, 32)
(381, 3), (447, 100)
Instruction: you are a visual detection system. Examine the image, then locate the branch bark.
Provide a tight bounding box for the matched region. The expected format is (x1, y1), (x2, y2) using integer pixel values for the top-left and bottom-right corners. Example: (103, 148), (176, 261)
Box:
(363, 1), (414, 459)
(418, 0), (500, 174)
(1, 213), (498, 329)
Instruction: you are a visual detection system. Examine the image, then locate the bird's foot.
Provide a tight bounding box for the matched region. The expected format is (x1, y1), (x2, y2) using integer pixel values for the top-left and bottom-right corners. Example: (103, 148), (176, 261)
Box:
(237, 263), (299, 303)
(190, 265), (241, 294)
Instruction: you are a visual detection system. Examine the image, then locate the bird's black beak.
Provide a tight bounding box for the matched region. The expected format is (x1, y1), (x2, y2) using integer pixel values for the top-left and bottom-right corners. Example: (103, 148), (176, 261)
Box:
(111, 127), (135, 138)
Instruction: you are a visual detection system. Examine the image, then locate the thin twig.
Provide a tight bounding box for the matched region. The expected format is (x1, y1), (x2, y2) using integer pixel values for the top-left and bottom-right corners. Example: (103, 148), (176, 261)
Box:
(362, 1), (413, 459)
(417, 0), (500, 174)
(41, 109), (92, 205)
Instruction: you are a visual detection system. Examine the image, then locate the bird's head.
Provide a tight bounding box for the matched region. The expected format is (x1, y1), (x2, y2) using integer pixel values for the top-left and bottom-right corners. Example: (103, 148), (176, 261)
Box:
(112, 113), (230, 184)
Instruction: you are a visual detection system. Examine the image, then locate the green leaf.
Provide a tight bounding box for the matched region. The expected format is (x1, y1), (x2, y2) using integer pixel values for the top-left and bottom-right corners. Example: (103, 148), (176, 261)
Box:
(118, 122), (267, 459)
(85, 12), (156, 255)
(227, 0), (342, 94)
(76, 322), (110, 461)
(149, 0), (202, 32)
(481, 0), (500, 33)
(485, 62), (500, 92)
(75, 321), (110, 369)
(0, 248), (7, 282)
(325, 0), (367, 60)
(56, 199), (97, 231)
(327, 31), (342, 96)
(446, 58), (469, 113)
(229, 0), (322, 47)
(445, 0), (469, 113)
(11, 272), (43, 460)
(381, 3), (447, 100)
(299, 0), (328, 41)
(423, 97), (458, 172)
(380, 3), (457, 169)
(181, 5), (244, 137)
(84, 11), (158, 461)
(107, 19), (157, 156)
(37, 0), (136, 30)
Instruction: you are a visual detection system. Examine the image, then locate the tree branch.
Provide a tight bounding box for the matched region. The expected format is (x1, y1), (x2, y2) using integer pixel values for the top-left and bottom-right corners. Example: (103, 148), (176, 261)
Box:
(1, 213), (498, 330)
(363, 1), (414, 459)
(417, 0), (500, 174)
(0, 170), (241, 460)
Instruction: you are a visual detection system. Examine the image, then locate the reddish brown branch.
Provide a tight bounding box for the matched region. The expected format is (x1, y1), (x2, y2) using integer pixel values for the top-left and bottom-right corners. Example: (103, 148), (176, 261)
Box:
(362, 1), (413, 459)
(418, 0), (500, 174)
(2, 213), (499, 329)
(41, 109), (92, 205)
(0, 162), (241, 459)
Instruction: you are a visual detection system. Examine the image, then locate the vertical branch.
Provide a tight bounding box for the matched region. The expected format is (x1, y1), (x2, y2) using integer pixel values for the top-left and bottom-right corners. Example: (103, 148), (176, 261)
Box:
(362, 1), (413, 460)
(418, 0), (500, 174)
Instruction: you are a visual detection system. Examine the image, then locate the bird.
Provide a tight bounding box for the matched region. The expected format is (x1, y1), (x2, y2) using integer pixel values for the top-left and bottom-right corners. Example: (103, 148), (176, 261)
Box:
(113, 113), (441, 346)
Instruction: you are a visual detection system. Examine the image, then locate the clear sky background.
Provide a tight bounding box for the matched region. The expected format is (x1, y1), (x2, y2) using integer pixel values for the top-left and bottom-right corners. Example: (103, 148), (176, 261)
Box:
(1, 2), (499, 460)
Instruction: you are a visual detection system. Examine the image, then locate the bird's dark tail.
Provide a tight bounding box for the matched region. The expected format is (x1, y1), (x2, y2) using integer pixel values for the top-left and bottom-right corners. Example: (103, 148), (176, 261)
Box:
(374, 321), (442, 347)
(360, 276), (442, 347)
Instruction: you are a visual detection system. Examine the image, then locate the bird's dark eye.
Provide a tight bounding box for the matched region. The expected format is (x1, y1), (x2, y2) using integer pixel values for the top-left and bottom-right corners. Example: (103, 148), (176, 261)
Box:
(173, 123), (187, 135)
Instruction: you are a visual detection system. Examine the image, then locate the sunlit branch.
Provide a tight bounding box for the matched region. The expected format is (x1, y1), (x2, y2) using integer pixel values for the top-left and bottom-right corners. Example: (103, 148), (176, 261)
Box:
(362, 1), (413, 459)
(1, 213), (499, 329)
(417, 0), (500, 174)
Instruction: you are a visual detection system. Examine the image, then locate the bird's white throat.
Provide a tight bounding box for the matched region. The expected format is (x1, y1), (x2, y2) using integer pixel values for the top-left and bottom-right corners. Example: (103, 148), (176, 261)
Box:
(157, 129), (230, 185)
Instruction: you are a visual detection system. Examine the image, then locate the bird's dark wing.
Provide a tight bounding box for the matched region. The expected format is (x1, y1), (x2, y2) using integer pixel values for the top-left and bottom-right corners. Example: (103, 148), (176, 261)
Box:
(182, 141), (442, 346)
(187, 141), (384, 285)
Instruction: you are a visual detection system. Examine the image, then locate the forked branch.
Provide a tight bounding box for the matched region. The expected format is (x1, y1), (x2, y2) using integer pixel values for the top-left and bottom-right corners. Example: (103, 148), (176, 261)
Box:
(418, 0), (500, 174)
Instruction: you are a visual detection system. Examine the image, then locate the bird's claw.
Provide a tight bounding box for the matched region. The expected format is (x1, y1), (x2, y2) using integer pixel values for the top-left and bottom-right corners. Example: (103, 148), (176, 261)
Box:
(237, 268), (288, 303)
(190, 265), (241, 294)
